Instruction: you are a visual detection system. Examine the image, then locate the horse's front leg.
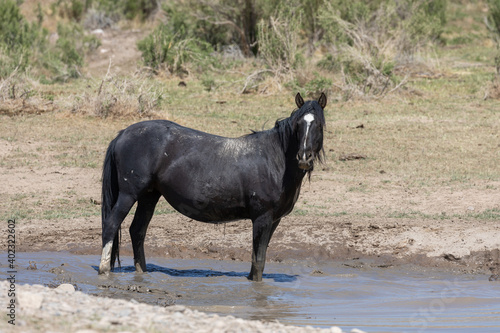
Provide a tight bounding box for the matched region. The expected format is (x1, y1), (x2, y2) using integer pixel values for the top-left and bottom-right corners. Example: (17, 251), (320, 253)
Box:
(248, 215), (280, 281)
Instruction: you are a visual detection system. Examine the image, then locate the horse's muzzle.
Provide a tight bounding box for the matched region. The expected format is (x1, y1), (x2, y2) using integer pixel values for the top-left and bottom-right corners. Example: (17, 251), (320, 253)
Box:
(297, 153), (314, 170)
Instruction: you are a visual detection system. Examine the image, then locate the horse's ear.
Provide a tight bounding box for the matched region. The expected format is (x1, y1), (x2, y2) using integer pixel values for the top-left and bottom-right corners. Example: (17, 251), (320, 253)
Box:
(318, 92), (327, 109)
(295, 92), (305, 108)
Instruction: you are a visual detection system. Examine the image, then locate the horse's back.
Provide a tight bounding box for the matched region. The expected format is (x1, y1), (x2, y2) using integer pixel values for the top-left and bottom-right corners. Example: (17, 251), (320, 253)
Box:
(110, 119), (290, 222)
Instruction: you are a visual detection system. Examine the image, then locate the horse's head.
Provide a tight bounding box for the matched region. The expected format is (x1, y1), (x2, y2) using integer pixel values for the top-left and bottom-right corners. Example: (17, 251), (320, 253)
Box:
(293, 92), (327, 171)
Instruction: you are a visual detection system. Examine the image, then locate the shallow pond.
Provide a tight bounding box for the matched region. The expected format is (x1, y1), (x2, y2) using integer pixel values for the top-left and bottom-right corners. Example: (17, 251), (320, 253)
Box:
(3, 252), (500, 332)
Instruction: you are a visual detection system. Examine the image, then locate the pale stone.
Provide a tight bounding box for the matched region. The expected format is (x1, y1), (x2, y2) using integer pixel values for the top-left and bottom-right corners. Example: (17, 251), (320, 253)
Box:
(55, 283), (75, 293)
(17, 291), (43, 310)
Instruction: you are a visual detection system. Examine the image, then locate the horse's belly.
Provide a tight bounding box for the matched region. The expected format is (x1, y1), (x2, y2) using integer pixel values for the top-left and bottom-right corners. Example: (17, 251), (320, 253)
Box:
(163, 194), (248, 223)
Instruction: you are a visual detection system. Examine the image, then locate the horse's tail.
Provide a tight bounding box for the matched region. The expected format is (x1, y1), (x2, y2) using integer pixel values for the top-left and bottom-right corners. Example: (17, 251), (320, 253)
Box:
(102, 132), (122, 270)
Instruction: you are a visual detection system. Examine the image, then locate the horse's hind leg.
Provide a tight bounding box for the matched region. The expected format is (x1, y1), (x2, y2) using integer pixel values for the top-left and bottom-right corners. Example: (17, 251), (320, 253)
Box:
(99, 193), (136, 274)
(130, 191), (161, 273)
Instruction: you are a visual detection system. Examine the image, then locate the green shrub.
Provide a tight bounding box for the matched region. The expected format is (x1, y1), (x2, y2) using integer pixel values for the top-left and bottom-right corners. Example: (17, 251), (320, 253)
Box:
(89, 0), (157, 22)
(287, 74), (333, 96)
(50, 0), (89, 22)
(56, 23), (84, 68)
(257, 4), (302, 72)
(397, 0), (447, 57)
(317, 54), (336, 72)
(137, 23), (213, 75)
(39, 22), (91, 81)
(317, 0), (447, 99)
(0, 0), (48, 77)
(486, 0), (500, 75)
(201, 75), (217, 92)
(320, 0), (446, 59)
(304, 76), (333, 95)
(161, 0), (250, 54)
(122, 0), (157, 20)
(0, 1), (102, 81)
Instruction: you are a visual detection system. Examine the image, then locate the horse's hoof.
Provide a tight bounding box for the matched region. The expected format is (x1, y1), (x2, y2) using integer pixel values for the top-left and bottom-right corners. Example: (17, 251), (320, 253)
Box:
(247, 273), (263, 282)
(98, 266), (111, 275)
(135, 263), (146, 273)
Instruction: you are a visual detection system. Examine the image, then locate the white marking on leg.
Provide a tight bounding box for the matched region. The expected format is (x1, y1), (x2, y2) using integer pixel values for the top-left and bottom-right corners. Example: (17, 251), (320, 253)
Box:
(303, 113), (314, 159)
(99, 241), (113, 273)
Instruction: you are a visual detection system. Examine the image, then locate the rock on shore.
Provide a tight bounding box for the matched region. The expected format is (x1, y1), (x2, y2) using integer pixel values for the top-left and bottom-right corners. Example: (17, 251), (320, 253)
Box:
(0, 281), (363, 333)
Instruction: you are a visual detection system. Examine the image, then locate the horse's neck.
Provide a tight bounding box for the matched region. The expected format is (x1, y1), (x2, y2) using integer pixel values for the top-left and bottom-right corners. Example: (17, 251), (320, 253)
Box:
(278, 156), (305, 216)
(284, 162), (305, 188)
(282, 138), (306, 192)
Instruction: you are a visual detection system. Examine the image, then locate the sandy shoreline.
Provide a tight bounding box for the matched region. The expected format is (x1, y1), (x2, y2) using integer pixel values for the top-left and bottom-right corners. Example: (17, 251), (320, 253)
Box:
(0, 281), (366, 333)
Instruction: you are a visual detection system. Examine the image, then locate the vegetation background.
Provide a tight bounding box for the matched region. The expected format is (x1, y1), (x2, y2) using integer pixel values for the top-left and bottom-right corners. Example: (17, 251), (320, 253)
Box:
(1, 0), (454, 98)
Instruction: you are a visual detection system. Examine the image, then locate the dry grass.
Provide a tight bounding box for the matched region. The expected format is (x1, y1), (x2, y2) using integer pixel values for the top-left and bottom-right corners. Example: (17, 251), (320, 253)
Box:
(0, 71), (56, 116)
(2, 66), (499, 180)
(69, 69), (166, 118)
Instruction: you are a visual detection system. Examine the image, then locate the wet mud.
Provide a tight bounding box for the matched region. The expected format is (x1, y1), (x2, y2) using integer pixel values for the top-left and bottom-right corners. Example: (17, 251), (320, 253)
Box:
(4, 251), (500, 332)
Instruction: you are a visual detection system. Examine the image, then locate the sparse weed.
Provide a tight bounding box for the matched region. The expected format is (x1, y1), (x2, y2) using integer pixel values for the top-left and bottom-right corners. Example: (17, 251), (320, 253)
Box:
(71, 74), (165, 118)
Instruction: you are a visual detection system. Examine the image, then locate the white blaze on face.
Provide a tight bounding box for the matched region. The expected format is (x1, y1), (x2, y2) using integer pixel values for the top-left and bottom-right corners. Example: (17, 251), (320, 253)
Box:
(302, 113), (315, 159)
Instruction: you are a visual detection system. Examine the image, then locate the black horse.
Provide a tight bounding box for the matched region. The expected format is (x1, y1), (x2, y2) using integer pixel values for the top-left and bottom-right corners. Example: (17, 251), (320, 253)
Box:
(98, 92), (327, 281)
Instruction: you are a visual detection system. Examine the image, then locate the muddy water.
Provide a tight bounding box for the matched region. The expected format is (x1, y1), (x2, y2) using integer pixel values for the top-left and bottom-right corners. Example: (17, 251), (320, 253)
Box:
(3, 252), (500, 332)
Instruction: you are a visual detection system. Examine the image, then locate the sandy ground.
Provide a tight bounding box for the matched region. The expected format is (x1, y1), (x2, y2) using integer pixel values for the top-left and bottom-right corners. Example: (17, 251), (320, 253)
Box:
(2, 133), (500, 274)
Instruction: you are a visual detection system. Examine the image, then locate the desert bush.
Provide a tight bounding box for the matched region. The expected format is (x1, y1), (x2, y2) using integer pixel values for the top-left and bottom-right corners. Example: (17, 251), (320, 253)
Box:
(43, 22), (100, 81)
(0, 1), (100, 81)
(286, 74), (333, 97)
(298, 0), (325, 50)
(319, 0), (446, 56)
(0, 70), (29, 101)
(249, 4), (302, 92)
(55, 23), (84, 68)
(50, 0), (89, 22)
(137, 22), (213, 75)
(318, 0), (446, 99)
(258, 5), (302, 71)
(486, 0), (500, 75)
(396, 0), (447, 59)
(187, 0), (260, 56)
(43, 0), (158, 33)
(484, 0), (500, 98)
(159, 0), (257, 56)
(121, 0), (158, 20)
(82, 8), (114, 29)
(85, 0), (158, 22)
(0, 0), (48, 77)
(303, 75), (333, 96)
(159, 0), (325, 57)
